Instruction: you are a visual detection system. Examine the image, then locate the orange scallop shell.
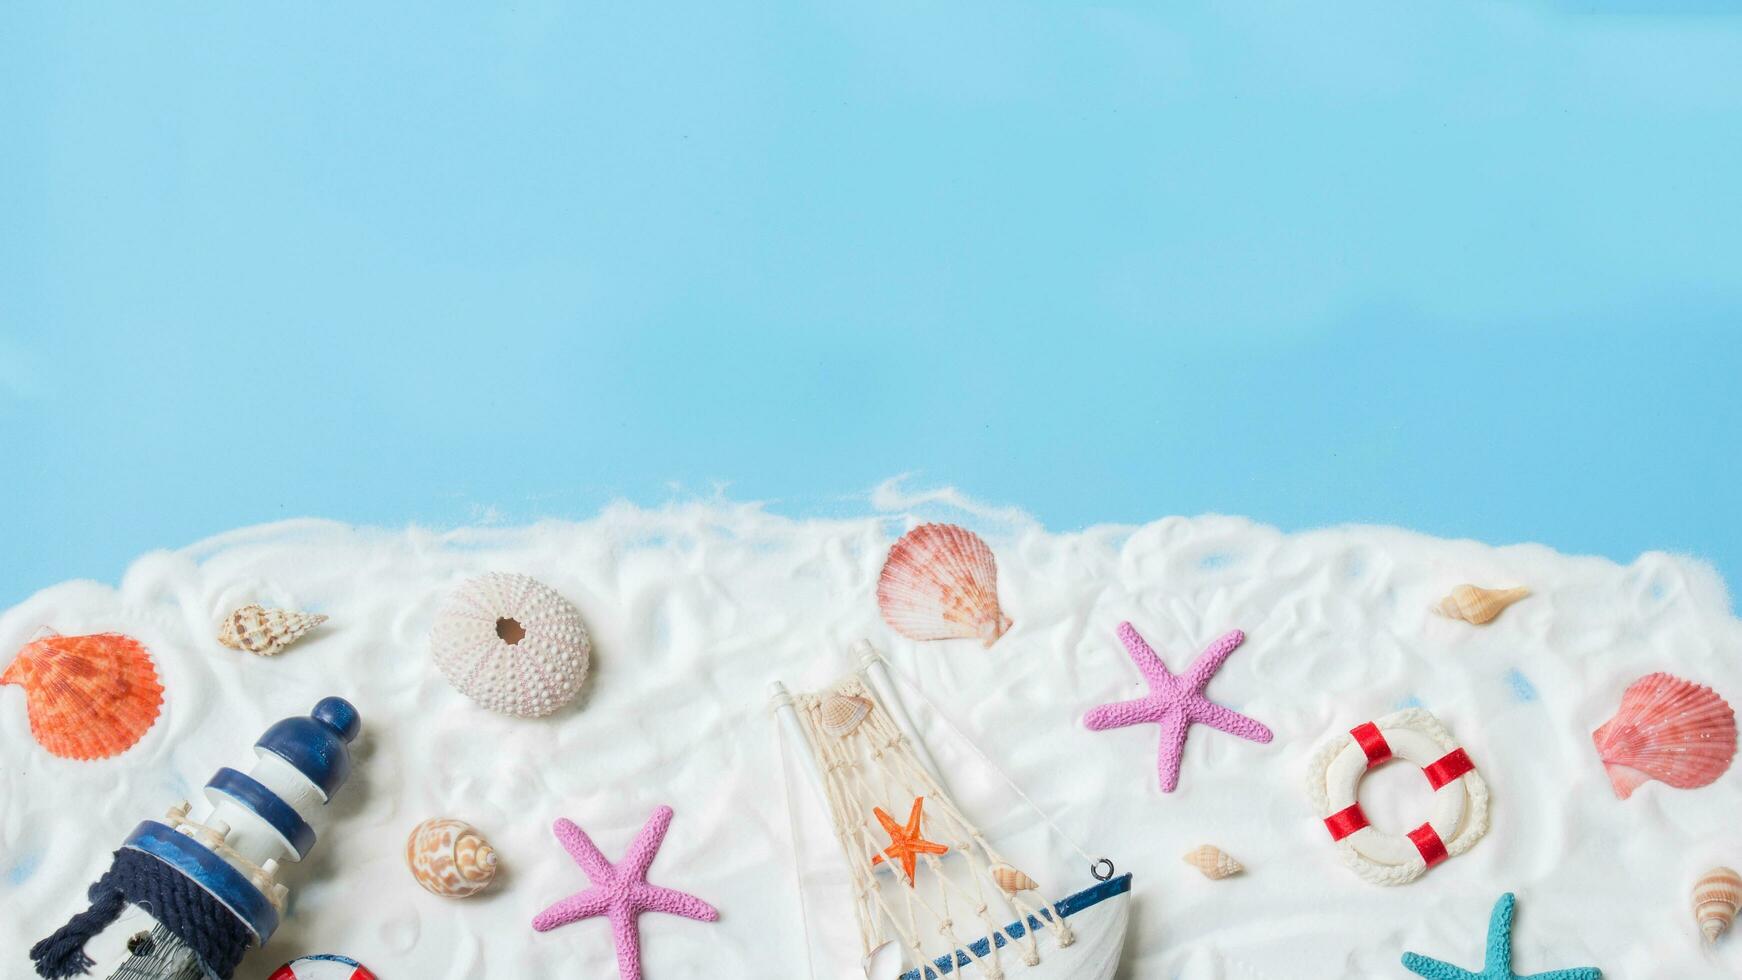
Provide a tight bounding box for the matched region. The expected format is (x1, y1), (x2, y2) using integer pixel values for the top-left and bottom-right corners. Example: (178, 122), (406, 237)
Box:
(1592, 672), (1736, 799)
(876, 524), (1011, 648)
(1, 632), (164, 760)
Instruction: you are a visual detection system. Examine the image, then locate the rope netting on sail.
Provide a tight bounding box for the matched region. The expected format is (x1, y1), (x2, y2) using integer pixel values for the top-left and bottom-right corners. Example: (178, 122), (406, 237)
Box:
(775, 646), (1119, 980)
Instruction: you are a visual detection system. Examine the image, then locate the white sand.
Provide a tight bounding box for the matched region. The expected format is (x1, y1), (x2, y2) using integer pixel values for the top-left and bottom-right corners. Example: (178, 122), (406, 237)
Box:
(3, 496), (1740, 979)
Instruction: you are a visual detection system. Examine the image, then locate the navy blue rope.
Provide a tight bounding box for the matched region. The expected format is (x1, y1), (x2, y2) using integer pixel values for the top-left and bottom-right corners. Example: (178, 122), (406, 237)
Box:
(30, 848), (252, 979)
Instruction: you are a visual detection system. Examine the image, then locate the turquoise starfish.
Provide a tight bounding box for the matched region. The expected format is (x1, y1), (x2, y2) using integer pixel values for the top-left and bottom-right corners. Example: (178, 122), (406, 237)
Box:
(1402, 893), (1600, 980)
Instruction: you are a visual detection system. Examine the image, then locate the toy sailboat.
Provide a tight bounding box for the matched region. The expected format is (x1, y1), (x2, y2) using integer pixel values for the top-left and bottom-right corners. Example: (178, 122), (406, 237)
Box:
(772, 642), (1132, 980)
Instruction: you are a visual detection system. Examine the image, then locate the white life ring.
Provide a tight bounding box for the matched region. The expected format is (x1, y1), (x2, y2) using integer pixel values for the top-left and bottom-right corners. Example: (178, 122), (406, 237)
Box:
(1304, 707), (1489, 886)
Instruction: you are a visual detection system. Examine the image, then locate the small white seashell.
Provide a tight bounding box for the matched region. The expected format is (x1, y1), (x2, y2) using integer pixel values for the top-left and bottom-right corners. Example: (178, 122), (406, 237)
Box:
(818, 694), (873, 737)
(991, 863), (1038, 894)
(1695, 866), (1742, 943)
(406, 818), (499, 898)
(218, 604), (328, 656)
(1434, 585), (1530, 625)
(1182, 844), (1243, 880)
(429, 573), (591, 718)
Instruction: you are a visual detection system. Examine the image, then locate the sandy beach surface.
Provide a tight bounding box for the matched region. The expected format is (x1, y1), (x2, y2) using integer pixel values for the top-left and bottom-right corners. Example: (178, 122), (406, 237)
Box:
(3, 499), (1739, 979)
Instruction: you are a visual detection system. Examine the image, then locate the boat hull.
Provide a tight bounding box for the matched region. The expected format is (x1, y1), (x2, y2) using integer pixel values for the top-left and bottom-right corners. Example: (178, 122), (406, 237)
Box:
(896, 873), (1132, 980)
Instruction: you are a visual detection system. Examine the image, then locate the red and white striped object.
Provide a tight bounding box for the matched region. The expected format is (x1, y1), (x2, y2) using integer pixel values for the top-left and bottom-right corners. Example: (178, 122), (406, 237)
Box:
(268, 954), (378, 980)
(1305, 707), (1490, 886)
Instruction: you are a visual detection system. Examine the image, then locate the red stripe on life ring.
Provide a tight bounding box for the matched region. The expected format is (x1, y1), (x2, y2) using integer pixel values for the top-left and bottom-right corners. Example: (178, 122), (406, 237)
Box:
(1324, 803), (1370, 841)
(1407, 822), (1449, 867)
(1349, 722), (1393, 767)
(1423, 748), (1474, 790)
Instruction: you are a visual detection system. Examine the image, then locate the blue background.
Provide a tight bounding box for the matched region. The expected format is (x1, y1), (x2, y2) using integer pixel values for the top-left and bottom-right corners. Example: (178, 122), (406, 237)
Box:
(4, 2), (1740, 609)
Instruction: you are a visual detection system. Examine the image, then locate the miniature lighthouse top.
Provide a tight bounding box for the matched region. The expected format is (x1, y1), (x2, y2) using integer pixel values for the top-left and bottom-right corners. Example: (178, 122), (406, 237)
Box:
(129, 697), (363, 944)
(256, 695), (361, 800)
(28, 697), (365, 980)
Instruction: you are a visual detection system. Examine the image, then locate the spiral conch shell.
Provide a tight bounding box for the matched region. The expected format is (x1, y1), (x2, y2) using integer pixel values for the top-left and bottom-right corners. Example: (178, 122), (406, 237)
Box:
(1592, 672), (1737, 799)
(819, 694), (873, 738)
(1695, 867), (1742, 943)
(877, 524), (1012, 648)
(1434, 585), (1530, 625)
(1182, 844), (1243, 880)
(991, 864), (1038, 895)
(406, 818), (499, 898)
(218, 604), (327, 656)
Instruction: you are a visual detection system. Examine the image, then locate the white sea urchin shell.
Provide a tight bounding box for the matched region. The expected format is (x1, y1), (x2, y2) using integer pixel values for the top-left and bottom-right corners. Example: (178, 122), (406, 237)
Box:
(429, 572), (591, 718)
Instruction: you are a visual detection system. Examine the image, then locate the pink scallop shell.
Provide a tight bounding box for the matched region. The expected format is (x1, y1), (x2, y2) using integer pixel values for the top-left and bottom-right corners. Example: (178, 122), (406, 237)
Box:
(876, 524), (1011, 648)
(1592, 672), (1737, 799)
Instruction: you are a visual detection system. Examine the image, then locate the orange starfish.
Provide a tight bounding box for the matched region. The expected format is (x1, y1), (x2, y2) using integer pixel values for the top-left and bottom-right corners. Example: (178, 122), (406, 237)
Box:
(870, 796), (949, 886)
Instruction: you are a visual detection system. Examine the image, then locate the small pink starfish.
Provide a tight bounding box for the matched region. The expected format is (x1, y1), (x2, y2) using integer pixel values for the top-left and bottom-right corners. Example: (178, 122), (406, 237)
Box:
(532, 805), (719, 980)
(1084, 623), (1273, 792)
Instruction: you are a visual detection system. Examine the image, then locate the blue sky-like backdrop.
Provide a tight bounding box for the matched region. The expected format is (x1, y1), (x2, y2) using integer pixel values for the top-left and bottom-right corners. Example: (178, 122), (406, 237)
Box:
(3, 1), (1740, 609)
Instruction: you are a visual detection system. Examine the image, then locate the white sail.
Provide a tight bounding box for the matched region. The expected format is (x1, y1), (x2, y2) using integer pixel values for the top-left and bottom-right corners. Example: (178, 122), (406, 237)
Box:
(773, 647), (1131, 980)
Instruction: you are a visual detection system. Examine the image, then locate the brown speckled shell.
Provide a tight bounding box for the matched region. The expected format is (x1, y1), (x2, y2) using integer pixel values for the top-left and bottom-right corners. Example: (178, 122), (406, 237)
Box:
(218, 605), (327, 656)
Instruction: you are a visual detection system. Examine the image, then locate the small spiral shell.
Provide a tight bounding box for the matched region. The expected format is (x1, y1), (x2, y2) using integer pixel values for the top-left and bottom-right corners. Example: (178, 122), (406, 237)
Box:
(1182, 844), (1243, 880)
(406, 818), (499, 898)
(218, 605), (327, 656)
(991, 864), (1038, 895)
(1434, 585), (1530, 625)
(1694, 866), (1742, 943)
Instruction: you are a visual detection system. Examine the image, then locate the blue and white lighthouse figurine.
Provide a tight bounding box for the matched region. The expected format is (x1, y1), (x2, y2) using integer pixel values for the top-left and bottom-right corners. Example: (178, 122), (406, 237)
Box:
(29, 697), (362, 980)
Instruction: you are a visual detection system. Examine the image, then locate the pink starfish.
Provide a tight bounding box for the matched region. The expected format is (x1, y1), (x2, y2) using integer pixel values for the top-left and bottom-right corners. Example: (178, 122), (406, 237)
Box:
(1084, 623), (1273, 792)
(532, 805), (719, 980)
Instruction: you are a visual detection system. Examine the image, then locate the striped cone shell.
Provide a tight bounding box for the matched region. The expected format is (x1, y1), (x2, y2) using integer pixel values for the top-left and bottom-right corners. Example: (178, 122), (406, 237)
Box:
(991, 864), (1038, 894)
(1182, 844), (1243, 880)
(1592, 673), (1737, 799)
(877, 524), (1011, 648)
(218, 604), (327, 656)
(1694, 866), (1742, 943)
(406, 818), (499, 898)
(1, 632), (164, 760)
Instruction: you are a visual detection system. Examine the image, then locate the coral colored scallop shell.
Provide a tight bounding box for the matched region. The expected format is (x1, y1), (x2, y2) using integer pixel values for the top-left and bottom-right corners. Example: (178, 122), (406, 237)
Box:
(1592, 673), (1737, 799)
(1694, 866), (1742, 943)
(1434, 585), (1530, 625)
(877, 524), (1012, 648)
(429, 573), (590, 718)
(1, 632), (164, 760)
(406, 818), (499, 898)
(218, 604), (327, 656)
(1182, 844), (1243, 880)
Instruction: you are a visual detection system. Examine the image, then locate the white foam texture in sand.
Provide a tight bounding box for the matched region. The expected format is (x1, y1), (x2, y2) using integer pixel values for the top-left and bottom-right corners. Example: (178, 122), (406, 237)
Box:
(2, 493), (1740, 979)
